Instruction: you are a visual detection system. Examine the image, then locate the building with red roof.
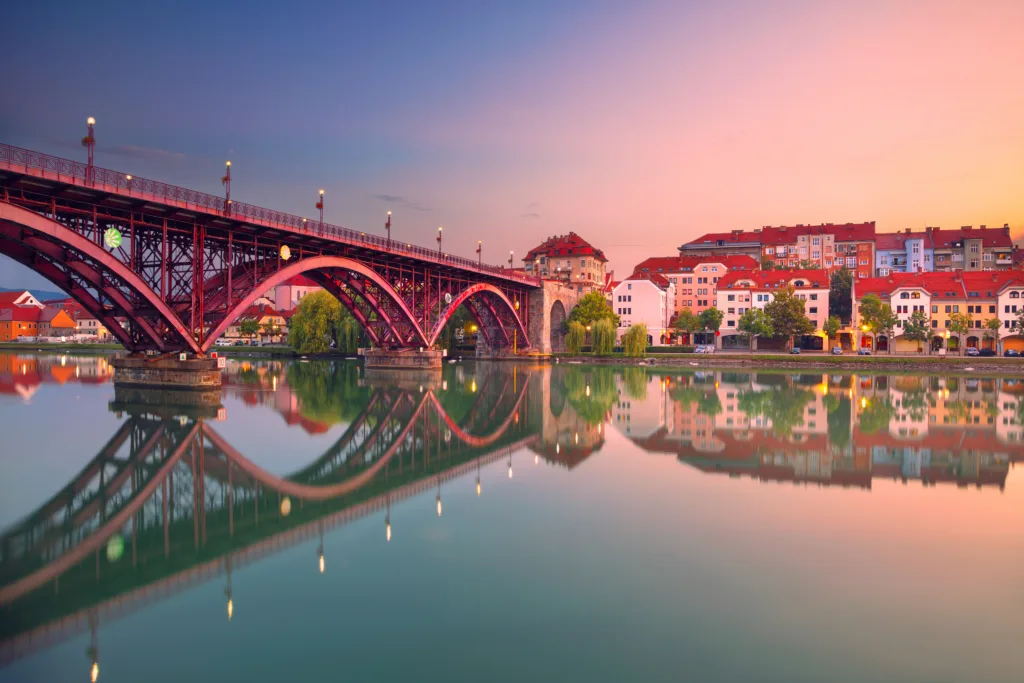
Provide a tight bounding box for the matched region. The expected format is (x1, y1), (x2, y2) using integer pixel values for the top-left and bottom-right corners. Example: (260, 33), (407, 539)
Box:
(927, 224), (1014, 272)
(0, 291), (44, 310)
(268, 274), (322, 311)
(715, 269), (830, 350)
(758, 222), (876, 279)
(522, 232), (608, 294)
(852, 270), (1024, 353)
(0, 306), (44, 341)
(678, 230), (763, 259)
(631, 254), (759, 316)
(612, 270), (675, 344)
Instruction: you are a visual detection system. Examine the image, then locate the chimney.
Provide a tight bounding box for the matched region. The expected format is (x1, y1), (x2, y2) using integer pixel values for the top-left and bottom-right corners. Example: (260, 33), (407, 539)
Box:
(981, 225), (987, 230)
(905, 228), (911, 235)
(1005, 224), (1011, 235)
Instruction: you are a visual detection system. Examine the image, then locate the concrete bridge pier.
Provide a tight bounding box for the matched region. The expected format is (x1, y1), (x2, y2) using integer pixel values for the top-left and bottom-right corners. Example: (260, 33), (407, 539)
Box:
(112, 356), (222, 390)
(527, 282), (580, 353)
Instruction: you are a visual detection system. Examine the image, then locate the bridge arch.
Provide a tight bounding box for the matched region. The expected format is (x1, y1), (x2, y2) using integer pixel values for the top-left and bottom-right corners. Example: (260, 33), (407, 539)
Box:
(427, 282), (530, 349)
(0, 202), (199, 353)
(202, 256), (429, 352)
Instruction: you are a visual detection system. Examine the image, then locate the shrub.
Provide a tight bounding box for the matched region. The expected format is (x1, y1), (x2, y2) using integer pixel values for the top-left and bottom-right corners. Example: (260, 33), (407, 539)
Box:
(592, 318), (616, 355)
(565, 321), (586, 355)
(621, 323), (648, 358)
(649, 345), (695, 354)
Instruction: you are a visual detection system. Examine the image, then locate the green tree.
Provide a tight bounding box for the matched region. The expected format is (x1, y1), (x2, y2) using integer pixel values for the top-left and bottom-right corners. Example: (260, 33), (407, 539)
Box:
(565, 321), (586, 355)
(858, 293), (898, 353)
(621, 323), (648, 357)
(289, 290), (343, 354)
(984, 317), (1001, 351)
(760, 258), (776, 271)
(763, 286), (814, 350)
(569, 291), (620, 327)
(591, 318), (616, 355)
(829, 267), (853, 323)
(672, 308), (701, 344)
(259, 321), (281, 343)
(875, 306), (899, 354)
(823, 316), (841, 347)
(698, 307), (724, 336)
(901, 310), (932, 353)
(737, 309), (773, 352)
(239, 319), (260, 341)
(1016, 307), (1024, 336)
(948, 312), (972, 356)
(797, 259), (821, 270)
(338, 316), (361, 353)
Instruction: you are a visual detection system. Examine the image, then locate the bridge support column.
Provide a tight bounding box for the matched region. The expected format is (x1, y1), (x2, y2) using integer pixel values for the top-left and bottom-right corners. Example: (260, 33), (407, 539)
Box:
(361, 348), (444, 370)
(527, 282), (580, 354)
(112, 357), (222, 390)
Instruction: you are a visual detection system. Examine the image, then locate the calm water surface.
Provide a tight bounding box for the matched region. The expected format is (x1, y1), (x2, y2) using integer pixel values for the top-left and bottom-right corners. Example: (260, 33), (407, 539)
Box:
(1, 351), (1023, 682)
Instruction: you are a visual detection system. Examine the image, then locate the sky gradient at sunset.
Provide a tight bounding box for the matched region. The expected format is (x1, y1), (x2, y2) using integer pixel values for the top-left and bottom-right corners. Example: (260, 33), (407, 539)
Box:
(2, 0), (1023, 287)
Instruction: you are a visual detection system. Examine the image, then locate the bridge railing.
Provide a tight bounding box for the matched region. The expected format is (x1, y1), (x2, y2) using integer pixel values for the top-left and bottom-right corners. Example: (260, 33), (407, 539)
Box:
(0, 142), (540, 285)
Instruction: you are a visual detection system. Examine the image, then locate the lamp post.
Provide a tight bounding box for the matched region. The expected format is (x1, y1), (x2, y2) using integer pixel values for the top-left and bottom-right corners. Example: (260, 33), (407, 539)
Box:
(222, 161), (232, 216)
(316, 189), (325, 235)
(83, 117), (96, 186)
(477, 240), (482, 266)
(509, 250), (514, 269)
(437, 227), (443, 257)
(385, 211), (392, 250)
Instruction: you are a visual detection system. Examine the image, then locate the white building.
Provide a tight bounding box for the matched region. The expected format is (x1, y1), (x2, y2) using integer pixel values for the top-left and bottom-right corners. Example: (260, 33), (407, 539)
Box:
(611, 272), (675, 345)
(267, 275), (321, 311)
(714, 269), (830, 349)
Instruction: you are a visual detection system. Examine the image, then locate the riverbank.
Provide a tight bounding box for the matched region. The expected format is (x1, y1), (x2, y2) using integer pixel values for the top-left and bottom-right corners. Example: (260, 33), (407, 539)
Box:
(551, 351), (1024, 374)
(0, 342), (304, 357)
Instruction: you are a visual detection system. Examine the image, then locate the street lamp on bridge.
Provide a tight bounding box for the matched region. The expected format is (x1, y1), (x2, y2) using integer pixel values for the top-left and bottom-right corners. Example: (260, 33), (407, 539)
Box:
(509, 250), (514, 269)
(316, 189), (325, 235)
(222, 161), (232, 215)
(386, 211), (392, 250)
(437, 226), (443, 256)
(83, 117), (96, 186)
(477, 240), (482, 266)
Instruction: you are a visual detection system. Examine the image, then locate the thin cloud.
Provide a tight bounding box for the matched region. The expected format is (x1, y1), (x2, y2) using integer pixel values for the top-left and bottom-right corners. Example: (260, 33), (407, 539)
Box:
(521, 212), (541, 219)
(521, 201), (541, 219)
(371, 193), (431, 212)
(107, 144), (186, 162)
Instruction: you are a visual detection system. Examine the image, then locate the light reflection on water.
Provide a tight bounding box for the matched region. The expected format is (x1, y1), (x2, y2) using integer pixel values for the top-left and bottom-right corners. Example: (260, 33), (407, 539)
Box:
(1, 352), (1023, 683)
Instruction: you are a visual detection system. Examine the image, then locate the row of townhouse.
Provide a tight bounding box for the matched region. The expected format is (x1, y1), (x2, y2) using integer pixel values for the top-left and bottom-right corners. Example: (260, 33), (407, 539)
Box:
(852, 271), (1024, 353)
(608, 255), (760, 344)
(715, 270), (831, 350)
(680, 222), (1017, 278)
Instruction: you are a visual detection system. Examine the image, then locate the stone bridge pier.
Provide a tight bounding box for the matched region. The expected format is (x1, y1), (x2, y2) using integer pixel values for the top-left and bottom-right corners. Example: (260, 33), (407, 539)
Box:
(526, 282), (580, 353)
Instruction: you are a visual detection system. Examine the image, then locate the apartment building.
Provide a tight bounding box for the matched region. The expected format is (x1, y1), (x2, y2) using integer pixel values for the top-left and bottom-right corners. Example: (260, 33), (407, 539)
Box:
(875, 230), (934, 275)
(677, 230), (763, 259)
(630, 254), (759, 316)
(929, 225), (1014, 272)
(611, 272), (675, 344)
(853, 271), (1024, 353)
(523, 232), (609, 293)
(759, 222), (875, 278)
(715, 269), (830, 350)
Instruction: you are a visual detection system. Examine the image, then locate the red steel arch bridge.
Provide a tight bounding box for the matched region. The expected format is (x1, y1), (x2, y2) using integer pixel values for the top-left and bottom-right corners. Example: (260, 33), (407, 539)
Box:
(0, 143), (540, 355)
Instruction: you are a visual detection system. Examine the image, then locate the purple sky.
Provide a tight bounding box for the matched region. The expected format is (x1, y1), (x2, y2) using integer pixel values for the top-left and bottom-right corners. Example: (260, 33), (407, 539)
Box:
(2, 0), (1023, 290)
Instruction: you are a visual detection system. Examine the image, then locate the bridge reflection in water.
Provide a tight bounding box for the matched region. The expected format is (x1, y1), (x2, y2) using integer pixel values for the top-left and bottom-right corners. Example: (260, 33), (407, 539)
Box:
(0, 364), (547, 671)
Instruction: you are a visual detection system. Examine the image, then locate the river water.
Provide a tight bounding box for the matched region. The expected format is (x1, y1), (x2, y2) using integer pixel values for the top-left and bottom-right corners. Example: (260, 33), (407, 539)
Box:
(1, 352), (1023, 683)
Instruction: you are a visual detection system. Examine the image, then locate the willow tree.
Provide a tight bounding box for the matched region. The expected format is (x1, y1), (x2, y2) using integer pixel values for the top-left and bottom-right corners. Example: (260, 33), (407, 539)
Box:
(622, 323), (648, 357)
(565, 321), (586, 355)
(591, 318), (616, 355)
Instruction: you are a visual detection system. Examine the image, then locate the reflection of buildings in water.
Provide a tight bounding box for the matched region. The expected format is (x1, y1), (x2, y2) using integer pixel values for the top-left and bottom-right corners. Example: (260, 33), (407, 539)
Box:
(626, 370), (1016, 490)
(611, 374), (672, 440)
(0, 353), (113, 401)
(533, 368), (604, 469)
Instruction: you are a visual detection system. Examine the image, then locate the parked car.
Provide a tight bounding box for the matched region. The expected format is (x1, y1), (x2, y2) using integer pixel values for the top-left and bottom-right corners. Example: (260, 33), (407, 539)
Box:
(965, 347), (980, 357)
(234, 340), (246, 346)
(979, 349), (996, 357)
(1004, 349), (1020, 357)
(214, 338), (232, 347)
(831, 346), (843, 355)
(858, 348), (871, 356)
(790, 347), (801, 355)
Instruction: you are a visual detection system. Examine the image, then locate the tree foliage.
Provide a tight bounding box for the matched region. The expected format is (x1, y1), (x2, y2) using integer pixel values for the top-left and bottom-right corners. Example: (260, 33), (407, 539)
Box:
(737, 309), (773, 351)
(823, 315), (841, 342)
(698, 307), (724, 333)
(902, 310), (932, 349)
(948, 312), (973, 356)
(565, 321), (586, 354)
(859, 293), (899, 353)
(984, 317), (1001, 342)
(288, 290), (359, 354)
(736, 385), (814, 436)
(672, 308), (701, 334)
(239, 319), (260, 340)
(569, 291), (620, 327)
(829, 267), (853, 322)
(591, 318), (616, 355)
(760, 258), (776, 271)
(621, 323), (648, 357)
(763, 286), (814, 349)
